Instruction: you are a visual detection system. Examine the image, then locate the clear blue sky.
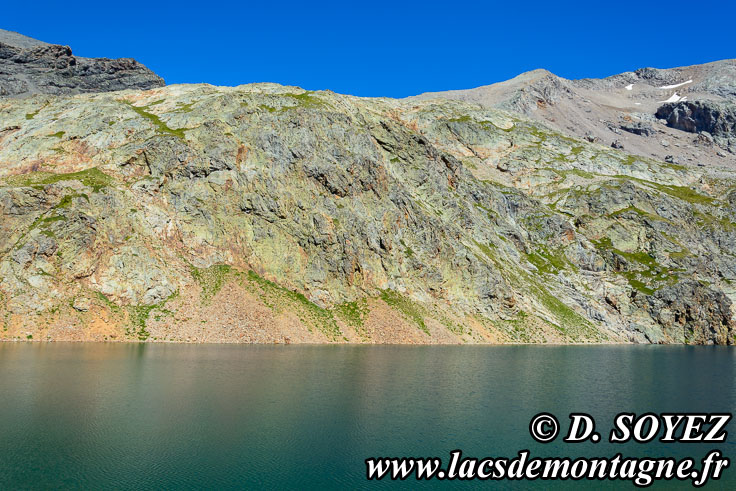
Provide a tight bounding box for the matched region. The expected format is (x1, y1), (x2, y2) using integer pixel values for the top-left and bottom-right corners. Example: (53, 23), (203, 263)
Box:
(4, 1), (734, 97)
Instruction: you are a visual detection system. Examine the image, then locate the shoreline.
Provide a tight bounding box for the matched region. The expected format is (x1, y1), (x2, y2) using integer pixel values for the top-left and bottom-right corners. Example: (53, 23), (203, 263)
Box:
(1, 339), (683, 346)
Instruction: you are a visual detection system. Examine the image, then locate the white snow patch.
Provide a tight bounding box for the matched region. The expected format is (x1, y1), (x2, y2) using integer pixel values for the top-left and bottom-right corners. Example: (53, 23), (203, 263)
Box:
(634, 102), (641, 105)
(625, 84), (633, 91)
(659, 79), (692, 90)
(659, 92), (682, 103)
(681, 96), (688, 102)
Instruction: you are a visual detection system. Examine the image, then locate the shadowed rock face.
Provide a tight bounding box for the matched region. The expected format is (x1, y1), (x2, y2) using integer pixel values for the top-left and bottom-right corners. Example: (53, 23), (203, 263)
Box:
(1, 84), (735, 344)
(0, 30), (163, 97)
(656, 100), (736, 146)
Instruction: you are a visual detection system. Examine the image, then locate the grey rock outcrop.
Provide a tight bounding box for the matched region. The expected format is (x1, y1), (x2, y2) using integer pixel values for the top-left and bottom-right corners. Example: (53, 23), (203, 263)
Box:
(0, 29), (163, 97)
(655, 100), (736, 147)
(634, 282), (736, 345)
(621, 121), (655, 136)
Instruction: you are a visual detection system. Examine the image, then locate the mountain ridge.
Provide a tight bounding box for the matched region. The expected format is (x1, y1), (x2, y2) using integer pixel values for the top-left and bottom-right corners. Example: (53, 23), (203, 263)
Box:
(0, 29), (164, 97)
(1, 33), (735, 344)
(411, 60), (736, 169)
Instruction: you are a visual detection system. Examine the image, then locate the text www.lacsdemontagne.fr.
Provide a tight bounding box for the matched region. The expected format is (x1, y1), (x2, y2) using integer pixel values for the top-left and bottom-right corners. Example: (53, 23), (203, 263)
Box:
(366, 450), (728, 487)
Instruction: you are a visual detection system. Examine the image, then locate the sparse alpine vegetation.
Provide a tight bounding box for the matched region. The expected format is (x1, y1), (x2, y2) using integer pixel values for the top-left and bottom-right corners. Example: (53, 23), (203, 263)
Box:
(1, 82), (734, 345)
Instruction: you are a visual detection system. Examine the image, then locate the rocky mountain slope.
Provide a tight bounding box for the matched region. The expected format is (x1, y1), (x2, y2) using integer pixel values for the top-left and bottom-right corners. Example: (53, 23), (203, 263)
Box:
(412, 60), (736, 169)
(2, 83), (735, 344)
(0, 29), (163, 97)
(0, 29), (50, 49)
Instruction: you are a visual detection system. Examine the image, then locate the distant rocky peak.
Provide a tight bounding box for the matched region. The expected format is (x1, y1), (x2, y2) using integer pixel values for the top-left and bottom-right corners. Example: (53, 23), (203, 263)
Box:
(0, 29), (164, 97)
(633, 66), (682, 85)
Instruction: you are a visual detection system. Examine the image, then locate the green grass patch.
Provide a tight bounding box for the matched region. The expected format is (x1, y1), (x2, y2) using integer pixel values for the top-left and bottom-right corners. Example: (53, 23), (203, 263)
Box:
(8, 190), (92, 248)
(12, 209), (67, 246)
(190, 264), (232, 303)
(525, 248), (570, 275)
(654, 184), (715, 205)
(96, 292), (121, 313)
(662, 161), (687, 172)
(561, 168), (596, 179)
(174, 102), (195, 113)
(592, 237), (677, 295)
(399, 239), (414, 258)
(438, 312), (467, 336)
(57, 193), (90, 209)
(447, 115), (472, 123)
(126, 291), (178, 341)
(529, 126), (549, 143)
(621, 273), (656, 295)
(245, 270), (341, 339)
(659, 232), (691, 261)
(592, 237), (658, 268)
(281, 91), (327, 109)
(36, 215), (64, 237)
(3, 167), (113, 193)
(1, 294), (8, 332)
(95, 290), (177, 340)
(473, 239), (498, 263)
(334, 299), (369, 329)
(447, 115), (514, 133)
(612, 176), (715, 205)
(379, 289), (429, 335)
(40, 215), (65, 224)
(608, 205), (667, 222)
(496, 311), (533, 342)
(529, 281), (600, 340)
(122, 101), (187, 139)
(668, 249), (690, 260)
(49, 131), (65, 138)
(532, 285), (579, 330)
(127, 305), (155, 340)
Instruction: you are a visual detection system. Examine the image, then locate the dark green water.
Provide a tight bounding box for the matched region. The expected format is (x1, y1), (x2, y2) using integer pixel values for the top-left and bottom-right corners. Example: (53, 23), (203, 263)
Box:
(0, 344), (734, 489)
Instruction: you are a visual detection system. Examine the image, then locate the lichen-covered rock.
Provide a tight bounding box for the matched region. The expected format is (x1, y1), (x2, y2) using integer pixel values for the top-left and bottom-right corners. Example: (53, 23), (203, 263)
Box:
(0, 83), (734, 344)
(634, 282), (735, 345)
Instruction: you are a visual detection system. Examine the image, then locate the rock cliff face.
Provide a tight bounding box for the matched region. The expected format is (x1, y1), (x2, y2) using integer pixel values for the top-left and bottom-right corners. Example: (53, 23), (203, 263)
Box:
(0, 29), (164, 97)
(656, 101), (736, 147)
(1, 84), (735, 344)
